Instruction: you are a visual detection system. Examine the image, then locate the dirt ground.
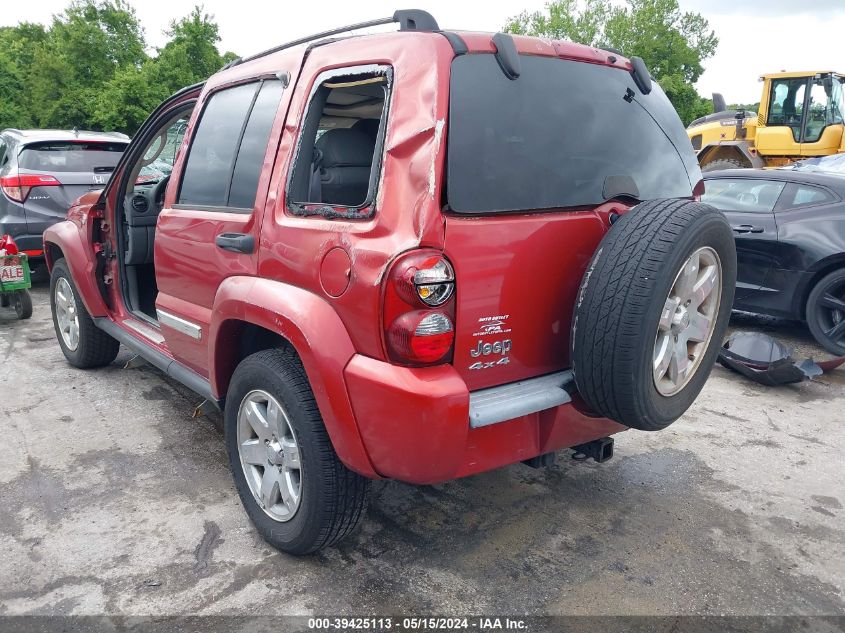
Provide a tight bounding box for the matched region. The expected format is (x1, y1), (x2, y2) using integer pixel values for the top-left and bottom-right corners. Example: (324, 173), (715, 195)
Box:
(0, 282), (843, 618)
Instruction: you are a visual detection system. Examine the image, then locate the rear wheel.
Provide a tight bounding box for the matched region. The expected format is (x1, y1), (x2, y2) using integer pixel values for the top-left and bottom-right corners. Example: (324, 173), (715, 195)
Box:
(225, 348), (369, 555)
(806, 269), (845, 355)
(701, 157), (747, 172)
(571, 199), (736, 431)
(50, 258), (120, 368)
(13, 290), (32, 319)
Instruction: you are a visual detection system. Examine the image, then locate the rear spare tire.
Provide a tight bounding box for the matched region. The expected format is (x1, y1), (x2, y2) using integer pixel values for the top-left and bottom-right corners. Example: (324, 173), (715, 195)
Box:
(571, 199), (736, 431)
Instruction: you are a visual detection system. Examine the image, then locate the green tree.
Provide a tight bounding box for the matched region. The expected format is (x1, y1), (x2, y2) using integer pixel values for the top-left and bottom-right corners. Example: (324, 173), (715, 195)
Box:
(505, 0), (718, 125)
(0, 2), (236, 134)
(0, 23), (49, 129)
(95, 7), (237, 134)
(22, 0), (146, 129)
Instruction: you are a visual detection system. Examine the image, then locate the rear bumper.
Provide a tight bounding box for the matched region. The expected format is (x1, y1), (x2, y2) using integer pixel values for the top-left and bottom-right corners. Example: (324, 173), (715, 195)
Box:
(344, 355), (626, 484)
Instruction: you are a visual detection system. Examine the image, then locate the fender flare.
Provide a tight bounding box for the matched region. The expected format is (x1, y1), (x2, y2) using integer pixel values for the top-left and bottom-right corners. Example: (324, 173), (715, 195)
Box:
(42, 221), (109, 318)
(209, 276), (379, 479)
(699, 141), (765, 169)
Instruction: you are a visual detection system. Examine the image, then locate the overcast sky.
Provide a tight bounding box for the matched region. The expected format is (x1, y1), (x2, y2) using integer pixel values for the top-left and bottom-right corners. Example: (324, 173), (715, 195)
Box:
(2, 0), (842, 105)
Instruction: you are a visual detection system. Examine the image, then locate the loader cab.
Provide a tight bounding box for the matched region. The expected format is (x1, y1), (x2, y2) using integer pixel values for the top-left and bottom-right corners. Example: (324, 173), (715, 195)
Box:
(756, 72), (845, 158)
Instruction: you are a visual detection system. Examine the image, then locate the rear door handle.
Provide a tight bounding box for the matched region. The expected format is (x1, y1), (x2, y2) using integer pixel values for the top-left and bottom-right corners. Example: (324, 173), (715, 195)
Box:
(732, 224), (764, 234)
(215, 232), (254, 254)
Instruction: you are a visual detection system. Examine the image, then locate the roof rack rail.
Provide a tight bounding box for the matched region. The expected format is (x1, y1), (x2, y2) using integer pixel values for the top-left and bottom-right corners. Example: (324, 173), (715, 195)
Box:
(230, 9), (439, 68)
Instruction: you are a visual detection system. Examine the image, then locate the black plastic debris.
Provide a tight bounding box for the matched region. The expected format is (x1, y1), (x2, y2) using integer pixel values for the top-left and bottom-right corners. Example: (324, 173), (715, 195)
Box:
(718, 331), (845, 386)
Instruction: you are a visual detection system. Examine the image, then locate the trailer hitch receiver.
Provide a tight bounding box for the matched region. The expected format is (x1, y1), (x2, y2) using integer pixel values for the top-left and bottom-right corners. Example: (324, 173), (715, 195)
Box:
(572, 437), (614, 463)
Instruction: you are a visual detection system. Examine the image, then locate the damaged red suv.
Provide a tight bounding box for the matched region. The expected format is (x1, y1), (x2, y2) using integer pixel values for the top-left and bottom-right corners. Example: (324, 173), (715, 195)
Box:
(44, 10), (736, 554)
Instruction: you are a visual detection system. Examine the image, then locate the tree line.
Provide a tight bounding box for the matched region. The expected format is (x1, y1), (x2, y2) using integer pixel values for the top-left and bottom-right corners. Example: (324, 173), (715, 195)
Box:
(0, 0), (718, 137)
(0, 1), (235, 135)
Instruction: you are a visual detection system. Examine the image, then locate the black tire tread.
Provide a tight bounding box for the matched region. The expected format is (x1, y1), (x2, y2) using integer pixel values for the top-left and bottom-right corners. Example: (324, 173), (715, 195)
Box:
(702, 157), (746, 172)
(228, 348), (369, 554)
(51, 258), (120, 368)
(14, 290), (33, 319)
(806, 268), (845, 355)
(572, 199), (733, 430)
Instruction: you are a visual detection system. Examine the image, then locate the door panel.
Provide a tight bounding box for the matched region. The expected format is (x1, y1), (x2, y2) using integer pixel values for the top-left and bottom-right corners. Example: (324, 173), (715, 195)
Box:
(155, 65), (301, 377)
(701, 177), (784, 301)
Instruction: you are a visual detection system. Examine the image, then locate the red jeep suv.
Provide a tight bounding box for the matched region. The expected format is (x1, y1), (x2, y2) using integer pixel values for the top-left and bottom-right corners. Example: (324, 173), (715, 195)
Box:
(44, 10), (736, 554)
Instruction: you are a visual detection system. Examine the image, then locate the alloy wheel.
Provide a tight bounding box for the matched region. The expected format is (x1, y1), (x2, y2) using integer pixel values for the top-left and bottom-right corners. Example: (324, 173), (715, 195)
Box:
(237, 389), (302, 522)
(653, 246), (722, 396)
(54, 277), (80, 351)
(815, 279), (845, 346)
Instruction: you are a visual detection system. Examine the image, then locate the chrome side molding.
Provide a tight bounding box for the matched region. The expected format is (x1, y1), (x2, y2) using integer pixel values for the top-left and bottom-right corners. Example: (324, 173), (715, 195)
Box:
(156, 309), (202, 340)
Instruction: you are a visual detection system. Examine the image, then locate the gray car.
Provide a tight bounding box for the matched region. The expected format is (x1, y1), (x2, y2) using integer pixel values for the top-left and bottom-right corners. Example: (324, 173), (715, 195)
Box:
(0, 129), (129, 261)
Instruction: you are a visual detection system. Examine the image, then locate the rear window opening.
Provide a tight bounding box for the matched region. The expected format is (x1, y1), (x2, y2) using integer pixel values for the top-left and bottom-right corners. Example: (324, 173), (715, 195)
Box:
(446, 54), (699, 214)
(19, 141), (126, 173)
(287, 66), (390, 217)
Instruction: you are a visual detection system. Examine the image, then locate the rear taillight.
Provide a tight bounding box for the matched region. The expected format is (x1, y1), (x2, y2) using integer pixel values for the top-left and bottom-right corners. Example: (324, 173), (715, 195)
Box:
(0, 174), (61, 202)
(383, 251), (456, 365)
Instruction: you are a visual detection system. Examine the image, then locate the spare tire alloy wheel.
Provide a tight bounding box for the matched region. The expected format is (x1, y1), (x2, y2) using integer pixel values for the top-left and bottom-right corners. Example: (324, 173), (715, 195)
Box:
(653, 246), (722, 396)
(237, 389), (302, 522)
(571, 199), (736, 431)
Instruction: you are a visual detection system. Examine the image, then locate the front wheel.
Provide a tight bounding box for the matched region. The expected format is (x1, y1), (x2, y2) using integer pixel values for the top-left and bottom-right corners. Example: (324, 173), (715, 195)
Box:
(225, 348), (369, 555)
(49, 258), (120, 368)
(571, 199), (736, 431)
(806, 269), (845, 355)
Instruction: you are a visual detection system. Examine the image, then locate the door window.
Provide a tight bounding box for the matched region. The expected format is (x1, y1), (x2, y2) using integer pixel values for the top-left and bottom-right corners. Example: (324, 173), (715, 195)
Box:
(178, 79), (284, 211)
(132, 113), (190, 187)
(228, 81), (285, 209)
(286, 66), (391, 218)
(767, 78), (806, 142)
(702, 178), (785, 213)
(804, 78), (845, 143)
(778, 183), (836, 210)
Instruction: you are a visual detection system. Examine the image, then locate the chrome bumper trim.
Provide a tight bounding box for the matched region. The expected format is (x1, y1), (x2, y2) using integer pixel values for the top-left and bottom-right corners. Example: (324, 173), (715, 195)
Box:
(468, 370), (574, 429)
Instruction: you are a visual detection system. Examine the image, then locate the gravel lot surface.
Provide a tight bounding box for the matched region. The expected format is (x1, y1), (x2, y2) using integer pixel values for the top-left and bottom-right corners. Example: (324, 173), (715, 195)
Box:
(1, 282), (843, 619)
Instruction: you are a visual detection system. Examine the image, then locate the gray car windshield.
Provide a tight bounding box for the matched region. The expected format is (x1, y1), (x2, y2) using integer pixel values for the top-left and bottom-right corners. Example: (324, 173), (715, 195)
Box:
(446, 54), (700, 214)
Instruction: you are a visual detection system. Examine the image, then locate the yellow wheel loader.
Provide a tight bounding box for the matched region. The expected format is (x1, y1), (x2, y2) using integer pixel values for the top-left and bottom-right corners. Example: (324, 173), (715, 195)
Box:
(688, 71), (845, 171)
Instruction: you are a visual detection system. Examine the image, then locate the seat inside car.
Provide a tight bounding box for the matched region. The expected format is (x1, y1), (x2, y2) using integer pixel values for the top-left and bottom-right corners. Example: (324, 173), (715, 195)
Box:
(313, 128), (376, 206)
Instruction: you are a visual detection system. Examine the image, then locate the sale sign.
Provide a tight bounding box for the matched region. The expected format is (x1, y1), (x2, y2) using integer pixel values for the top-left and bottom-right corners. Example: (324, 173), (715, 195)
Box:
(0, 264), (25, 282)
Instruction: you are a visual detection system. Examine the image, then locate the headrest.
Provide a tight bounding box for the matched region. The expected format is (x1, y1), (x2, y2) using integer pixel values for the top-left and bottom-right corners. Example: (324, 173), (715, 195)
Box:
(351, 118), (381, 139)
(315, 128), (375, 168)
